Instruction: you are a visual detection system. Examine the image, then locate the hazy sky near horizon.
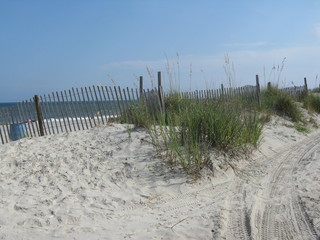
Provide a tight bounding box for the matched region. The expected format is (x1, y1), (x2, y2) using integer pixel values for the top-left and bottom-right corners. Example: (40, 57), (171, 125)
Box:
(1, 0), (320, 101)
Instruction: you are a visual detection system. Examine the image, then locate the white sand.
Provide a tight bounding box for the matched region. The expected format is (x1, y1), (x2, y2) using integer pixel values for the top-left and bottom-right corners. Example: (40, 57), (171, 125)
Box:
(0, 115), (319, 239)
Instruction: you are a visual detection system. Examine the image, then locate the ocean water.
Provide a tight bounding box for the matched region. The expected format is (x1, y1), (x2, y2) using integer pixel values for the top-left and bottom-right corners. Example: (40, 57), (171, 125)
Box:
(0, 103), (19, 123)
(0, 102), (18, 108)
(0, 100), (133, 125)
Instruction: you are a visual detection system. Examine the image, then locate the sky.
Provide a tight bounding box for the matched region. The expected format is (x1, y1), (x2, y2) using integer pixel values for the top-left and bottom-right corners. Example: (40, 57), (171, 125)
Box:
(1, 0), (320, 102)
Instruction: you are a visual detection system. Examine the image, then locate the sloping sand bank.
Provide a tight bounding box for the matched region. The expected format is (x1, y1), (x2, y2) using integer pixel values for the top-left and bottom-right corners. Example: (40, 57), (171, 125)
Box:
(0, 119), (319, 239)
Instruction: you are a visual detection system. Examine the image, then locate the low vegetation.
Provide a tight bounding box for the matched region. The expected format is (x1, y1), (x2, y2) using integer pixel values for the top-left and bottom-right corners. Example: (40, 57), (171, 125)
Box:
(122, 82), (311, 176)
(123, 94), (262, 175)
(303, 93), (320, 113)
(260, 85), (302, 122)
(294, 124), (309, 133)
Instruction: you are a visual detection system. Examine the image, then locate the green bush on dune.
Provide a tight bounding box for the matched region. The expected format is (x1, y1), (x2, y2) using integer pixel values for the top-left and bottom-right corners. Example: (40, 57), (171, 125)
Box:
(122, 83), (313, 175)
(124, 93), (263, 175)
(260, 85), (302, 122)
(303, 94), (320, 113)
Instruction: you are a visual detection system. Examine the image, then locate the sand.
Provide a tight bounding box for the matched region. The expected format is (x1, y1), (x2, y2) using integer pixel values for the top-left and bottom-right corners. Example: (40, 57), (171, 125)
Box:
(0, 115), (319, 239)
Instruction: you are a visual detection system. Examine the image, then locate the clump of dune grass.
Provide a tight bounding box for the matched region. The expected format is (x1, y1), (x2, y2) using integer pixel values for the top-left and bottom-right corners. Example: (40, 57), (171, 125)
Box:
(122, 82), (312, 175)
(120, 101), (152, 127)
(121, 91), (163, 127)
(260, 85), (302, 122)
(124, 92), (263, 175)
(303, 94), (320, 113)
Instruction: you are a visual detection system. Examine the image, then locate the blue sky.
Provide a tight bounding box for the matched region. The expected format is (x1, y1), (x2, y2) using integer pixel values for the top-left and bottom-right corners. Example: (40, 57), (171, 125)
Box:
(1, 0), (320, 102)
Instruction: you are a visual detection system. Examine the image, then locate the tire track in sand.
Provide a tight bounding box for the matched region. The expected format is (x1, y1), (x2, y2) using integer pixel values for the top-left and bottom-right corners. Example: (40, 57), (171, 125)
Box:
(225, 132), (320, 240)
(255, 133), (319, 240)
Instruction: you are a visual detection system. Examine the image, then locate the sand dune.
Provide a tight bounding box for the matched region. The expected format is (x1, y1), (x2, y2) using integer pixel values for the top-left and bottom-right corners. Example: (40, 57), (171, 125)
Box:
(0, 118), (319, 239)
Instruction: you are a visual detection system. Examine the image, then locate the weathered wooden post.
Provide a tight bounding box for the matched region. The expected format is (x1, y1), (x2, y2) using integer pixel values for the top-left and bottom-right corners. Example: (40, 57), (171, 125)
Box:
(157, 71), (162, 89)
(304, 77), (308, 92)
(256, 74), (261, 106)
(139, 76), (143, 101)
(267, 82), (272, 91)
(221, 84), (225, 99)
(34, 95), (45, 136)
(157, 71), (164, 112)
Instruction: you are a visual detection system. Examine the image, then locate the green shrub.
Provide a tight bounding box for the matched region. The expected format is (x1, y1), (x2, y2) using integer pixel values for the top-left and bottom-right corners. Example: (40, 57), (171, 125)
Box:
(261, 85), (302, 122)
(274, 94), (302, 122)
(164, 92), (184, 114)
(294, 124), (309, 133)
(152, 96), (263, 174)
(123, 92), (263, 175)
(121, 101), (153, 127)
(203, 102), (262, 150)
(303, 94), (320, 113)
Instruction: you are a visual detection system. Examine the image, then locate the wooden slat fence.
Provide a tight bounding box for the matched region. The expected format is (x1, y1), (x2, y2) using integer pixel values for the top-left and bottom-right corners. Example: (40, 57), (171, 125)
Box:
(0, 85), (142, 144)
(268, 77), (308, 99)
(0, 74), (310, 145)
(168, 84), (259, 102)
(281, 86), (306, 99)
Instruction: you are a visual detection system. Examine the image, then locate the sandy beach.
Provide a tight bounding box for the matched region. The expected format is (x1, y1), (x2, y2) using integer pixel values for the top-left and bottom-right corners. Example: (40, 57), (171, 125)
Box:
(0, 116), (319, 239)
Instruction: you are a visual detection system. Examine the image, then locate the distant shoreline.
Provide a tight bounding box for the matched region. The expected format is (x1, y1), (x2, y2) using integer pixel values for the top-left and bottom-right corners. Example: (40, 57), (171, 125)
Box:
(0, 102), (18, 108)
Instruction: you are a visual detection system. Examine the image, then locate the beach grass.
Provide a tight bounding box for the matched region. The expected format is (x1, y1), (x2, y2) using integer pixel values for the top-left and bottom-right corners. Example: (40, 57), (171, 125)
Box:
(260, 85), (302, 122)
(121, 80), (312, 175)
(303, 93), (320, 113)
(123, 92), (263, 174)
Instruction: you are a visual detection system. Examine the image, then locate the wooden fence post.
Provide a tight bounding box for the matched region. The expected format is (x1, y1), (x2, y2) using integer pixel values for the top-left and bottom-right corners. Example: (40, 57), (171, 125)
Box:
(221, 84), (224, 97)
(34, 95), (45, 136)
(256, 74), (261, 105)
(157, 71), (164, 112)
(304, 77), (308, 92)
(157, 71), (162, 89)
(267, 82), (271, 91)
(139, 76), (143, 100)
